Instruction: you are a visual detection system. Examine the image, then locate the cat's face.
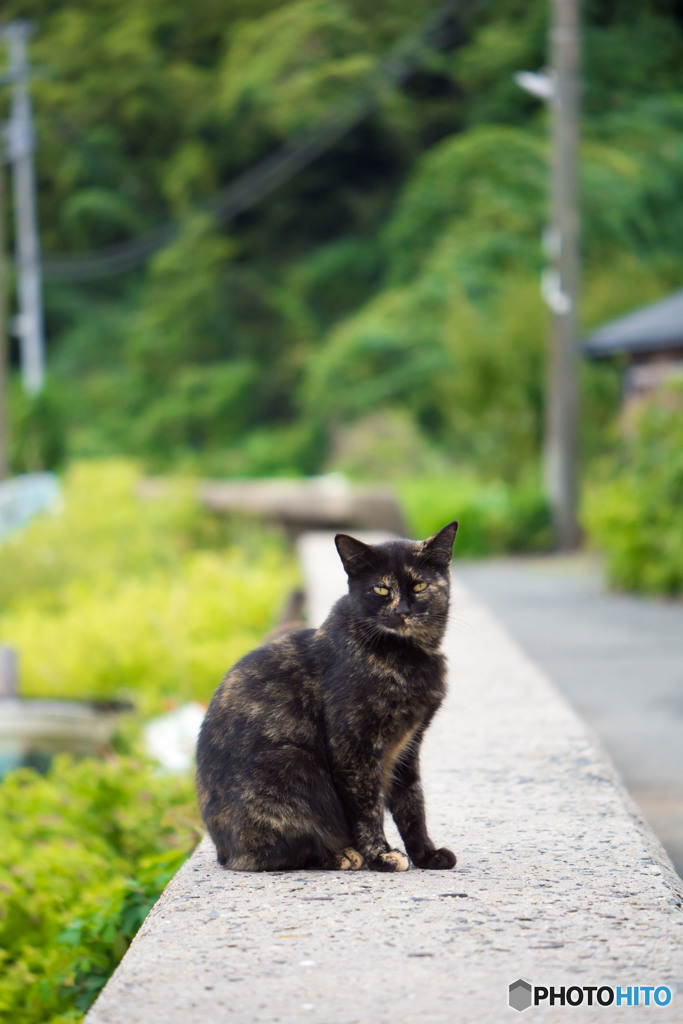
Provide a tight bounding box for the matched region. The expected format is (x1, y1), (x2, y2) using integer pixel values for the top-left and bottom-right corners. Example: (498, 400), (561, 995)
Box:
(335, 522), (458, 649)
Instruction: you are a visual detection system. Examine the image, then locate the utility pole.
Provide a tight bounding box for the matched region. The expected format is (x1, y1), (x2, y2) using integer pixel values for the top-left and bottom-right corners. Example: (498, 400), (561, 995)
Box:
(545, 0), (581, 549)
(1, 21), (45, 396)
(515, 1), (581, 549)
(0, 139), (8, 479)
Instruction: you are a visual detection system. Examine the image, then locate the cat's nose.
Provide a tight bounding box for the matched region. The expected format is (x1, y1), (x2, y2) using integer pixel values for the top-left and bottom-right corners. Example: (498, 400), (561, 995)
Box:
(396, 599), (410, 618)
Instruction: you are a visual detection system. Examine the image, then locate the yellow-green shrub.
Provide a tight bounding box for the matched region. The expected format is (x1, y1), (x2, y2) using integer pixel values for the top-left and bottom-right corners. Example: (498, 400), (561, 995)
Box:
(0, 460), (205, 610)
(2, 547), (293, 714)
(0, 459), (297, 712)
(0, 458), (297, 1022)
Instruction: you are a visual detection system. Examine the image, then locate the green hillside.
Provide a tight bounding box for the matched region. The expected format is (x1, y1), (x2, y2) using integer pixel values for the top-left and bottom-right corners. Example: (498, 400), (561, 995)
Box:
(2, 0), (682, 494)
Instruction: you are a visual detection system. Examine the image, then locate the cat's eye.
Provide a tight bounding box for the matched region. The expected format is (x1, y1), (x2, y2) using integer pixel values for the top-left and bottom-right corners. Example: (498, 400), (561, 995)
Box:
(373, 585), (390, 596)
(414, 582), (429, 592)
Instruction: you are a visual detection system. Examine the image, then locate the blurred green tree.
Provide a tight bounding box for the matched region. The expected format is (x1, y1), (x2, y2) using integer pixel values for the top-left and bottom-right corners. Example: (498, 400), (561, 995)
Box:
(0, 0), (680, 479)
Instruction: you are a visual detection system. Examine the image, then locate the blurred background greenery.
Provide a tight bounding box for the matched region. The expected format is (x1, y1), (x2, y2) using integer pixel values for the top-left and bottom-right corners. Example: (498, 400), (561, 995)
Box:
(0, 6), (665, 452)
(0, 461), (297, 1022)
(1, 0), (682, 1019)
(1, 0), (681, 580)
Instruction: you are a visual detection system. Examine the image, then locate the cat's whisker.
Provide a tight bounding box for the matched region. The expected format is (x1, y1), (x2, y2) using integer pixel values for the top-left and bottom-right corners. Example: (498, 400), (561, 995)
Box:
(449, 615), (474, 635)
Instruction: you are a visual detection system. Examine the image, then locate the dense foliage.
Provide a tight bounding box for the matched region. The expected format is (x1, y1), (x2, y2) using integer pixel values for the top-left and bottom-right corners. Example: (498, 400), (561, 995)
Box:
(0, 461), (296, 712)
(583, 386), (683, 596)
(1, 0), (680, 491)
(1, 8), (678, 1015)
(398, 472), (551, 555)
(0, 755), (201, 1024)
(0, 460), (295, 1022)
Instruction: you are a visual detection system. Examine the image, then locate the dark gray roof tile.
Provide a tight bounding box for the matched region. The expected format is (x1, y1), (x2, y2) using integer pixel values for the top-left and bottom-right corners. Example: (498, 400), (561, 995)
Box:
(583, 289), (683, 358)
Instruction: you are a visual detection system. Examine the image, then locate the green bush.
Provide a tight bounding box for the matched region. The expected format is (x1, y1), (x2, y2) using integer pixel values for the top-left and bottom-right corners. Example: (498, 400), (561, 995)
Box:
(0, 755), (201, 1023)
(9, 385), (67, 474)
(583, 386), (683, 595)
(0, 458), (297, 1023)
(0, 460), (201, 610)
(14, 0), (681, 480)
(0, 460), (297, 713)
(1, 547), (294, 715)
(325, 410), (450, 479)
(397, 473), (551, 556)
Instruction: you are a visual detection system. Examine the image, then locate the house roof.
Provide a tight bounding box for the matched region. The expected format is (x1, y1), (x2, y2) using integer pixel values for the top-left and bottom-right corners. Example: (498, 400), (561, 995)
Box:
(583, 289), (683, 359)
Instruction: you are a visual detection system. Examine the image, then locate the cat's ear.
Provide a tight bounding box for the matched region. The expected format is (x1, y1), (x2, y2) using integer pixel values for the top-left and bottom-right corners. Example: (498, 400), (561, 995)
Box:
(421, 520), (458, 565)
(335, 534), (377, 577)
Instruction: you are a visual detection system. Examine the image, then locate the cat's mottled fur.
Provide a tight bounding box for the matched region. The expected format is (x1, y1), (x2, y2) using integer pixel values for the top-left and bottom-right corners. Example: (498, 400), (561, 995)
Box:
(196, 521), (458, 872)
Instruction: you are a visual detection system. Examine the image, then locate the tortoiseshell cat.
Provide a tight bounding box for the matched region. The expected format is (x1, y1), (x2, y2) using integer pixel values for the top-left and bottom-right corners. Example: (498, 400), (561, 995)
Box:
(196, 522), (458, 872)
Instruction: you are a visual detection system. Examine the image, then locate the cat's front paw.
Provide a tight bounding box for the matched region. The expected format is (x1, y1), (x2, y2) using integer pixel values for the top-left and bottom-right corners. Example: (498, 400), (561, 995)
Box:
(338, 847), (364, 870)
(367, 849), (409, 872)
(411, 846), (457, 870)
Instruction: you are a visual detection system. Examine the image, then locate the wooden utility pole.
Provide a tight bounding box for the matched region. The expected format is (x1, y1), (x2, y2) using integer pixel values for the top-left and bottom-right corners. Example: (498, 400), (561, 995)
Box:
(544, 0), (581, 549)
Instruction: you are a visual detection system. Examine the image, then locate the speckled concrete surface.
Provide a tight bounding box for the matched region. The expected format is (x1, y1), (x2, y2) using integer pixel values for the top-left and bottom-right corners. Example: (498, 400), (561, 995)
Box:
(85, 536), (683, 1024)
(453, 554), (683, 877)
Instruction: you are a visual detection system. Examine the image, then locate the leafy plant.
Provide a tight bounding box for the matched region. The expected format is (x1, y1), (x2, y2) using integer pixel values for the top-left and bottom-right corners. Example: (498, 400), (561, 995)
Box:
(0, 458), (296, 1022)
(0, 460), (296, 710)
(583, 384), (683, 595)
(397, 473), (551, 556)
(0, 755), (201, 1023)
(8, 384), (67, 474)
(2, 0), (679, 480)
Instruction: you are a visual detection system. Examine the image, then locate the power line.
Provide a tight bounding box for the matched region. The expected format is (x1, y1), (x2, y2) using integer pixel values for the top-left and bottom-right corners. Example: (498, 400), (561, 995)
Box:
(39, 1), (467, 283)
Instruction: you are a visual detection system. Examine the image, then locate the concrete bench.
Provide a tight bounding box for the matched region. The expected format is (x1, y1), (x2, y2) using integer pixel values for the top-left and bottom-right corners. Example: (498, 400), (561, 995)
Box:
(85, 533), (683, 1024)
(138, 477), (408, 538)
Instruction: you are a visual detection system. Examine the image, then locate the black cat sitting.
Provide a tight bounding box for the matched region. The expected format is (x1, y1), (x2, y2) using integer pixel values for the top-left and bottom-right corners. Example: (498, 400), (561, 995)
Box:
(196, 522), (458, 872)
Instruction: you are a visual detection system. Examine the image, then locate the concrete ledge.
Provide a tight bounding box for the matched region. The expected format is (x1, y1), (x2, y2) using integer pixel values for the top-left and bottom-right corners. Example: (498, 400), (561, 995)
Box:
(85, 534), (683, 1024)
(138, 477), (408, 536)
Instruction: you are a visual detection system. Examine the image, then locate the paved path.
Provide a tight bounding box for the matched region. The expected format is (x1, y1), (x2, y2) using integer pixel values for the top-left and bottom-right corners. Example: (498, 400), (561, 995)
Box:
(85, 537), (683, 1024)
(454, 555), (683, 878)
